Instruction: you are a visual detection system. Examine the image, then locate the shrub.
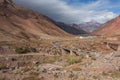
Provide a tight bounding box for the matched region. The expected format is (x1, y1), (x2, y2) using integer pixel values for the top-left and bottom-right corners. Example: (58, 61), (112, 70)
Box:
(15, 47), (38, 54)
(15, 47), (30, 54)
(78, 75), (85, 80)
(54, 73), (59, 78)
(102, 71), (120, 79)
(0, 64), (7, 70)
(66, 55), (82, 65)
(68, 73), (74, 79)
(0, 78), (6, 80)
(21, 67), (31, 73)
(109, 71), (120, 78)
(22, 76), (41, 80)
(30, 48), (37, 52)
(22, 74), (41, 80)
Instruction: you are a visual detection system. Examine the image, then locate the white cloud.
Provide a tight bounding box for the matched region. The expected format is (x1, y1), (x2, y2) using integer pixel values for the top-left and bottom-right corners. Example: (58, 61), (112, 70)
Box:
(13, 0), (118, 23)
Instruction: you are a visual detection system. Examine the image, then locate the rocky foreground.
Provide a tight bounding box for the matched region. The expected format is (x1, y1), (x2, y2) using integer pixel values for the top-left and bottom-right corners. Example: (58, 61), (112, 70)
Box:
(0, 36), (120, 80)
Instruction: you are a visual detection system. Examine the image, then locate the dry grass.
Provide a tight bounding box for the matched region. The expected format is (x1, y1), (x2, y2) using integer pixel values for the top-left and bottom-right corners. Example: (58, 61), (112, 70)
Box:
(64, 63), (82, 71)
(0, 64), (7, 70)
(65, 54), (83, 65)
(102, 71), (120, 79)
(22, 76), (41, 80)
(109, 71), (120, 78)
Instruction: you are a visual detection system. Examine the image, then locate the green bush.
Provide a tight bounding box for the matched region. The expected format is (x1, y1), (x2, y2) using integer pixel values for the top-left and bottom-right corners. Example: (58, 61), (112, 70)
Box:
(15, 47), (30, 54)
(15, 47), (38, 54)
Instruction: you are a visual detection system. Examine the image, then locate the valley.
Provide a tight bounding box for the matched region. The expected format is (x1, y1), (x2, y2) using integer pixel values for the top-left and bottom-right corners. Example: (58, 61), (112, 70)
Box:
(0, 0), (120, 80)
(0, 35), (120, 80)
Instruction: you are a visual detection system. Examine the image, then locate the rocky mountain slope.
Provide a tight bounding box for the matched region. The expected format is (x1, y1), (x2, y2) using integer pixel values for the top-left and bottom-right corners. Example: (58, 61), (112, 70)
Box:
(0, 0), (70, 41)
(56, 22), (87, 35)
(93, 16), (120, 36)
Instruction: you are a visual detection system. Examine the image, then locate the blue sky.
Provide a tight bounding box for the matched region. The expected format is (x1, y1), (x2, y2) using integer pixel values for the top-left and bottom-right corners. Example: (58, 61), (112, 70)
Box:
(67, 0), (97, 4)
(13, 0), (120, 23)
(67, 0), (120, 13)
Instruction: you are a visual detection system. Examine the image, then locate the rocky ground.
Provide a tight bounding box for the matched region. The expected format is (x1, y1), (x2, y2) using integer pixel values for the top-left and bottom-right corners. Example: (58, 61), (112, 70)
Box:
(0, 36), (120, 80)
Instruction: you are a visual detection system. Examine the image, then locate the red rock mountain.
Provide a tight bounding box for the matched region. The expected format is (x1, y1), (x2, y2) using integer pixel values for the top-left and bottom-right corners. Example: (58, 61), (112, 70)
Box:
(93, 16), (120, 36)
(0, 0), (70, 40)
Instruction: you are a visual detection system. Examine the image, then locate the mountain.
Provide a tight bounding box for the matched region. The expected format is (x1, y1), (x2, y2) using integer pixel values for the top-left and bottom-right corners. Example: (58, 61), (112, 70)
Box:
(0, 0), (70, 41)
(92, 16), (120, 36)
(55, 22), (87, 35)
(71, 21), (101, 33)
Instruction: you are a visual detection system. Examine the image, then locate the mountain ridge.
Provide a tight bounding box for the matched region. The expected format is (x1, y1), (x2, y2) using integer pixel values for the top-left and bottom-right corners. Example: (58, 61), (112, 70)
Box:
(71, 21), (101, 33)
(55, 22), (87, 35)
(92, 16), (120, 36)
(0, 0), (71, 41)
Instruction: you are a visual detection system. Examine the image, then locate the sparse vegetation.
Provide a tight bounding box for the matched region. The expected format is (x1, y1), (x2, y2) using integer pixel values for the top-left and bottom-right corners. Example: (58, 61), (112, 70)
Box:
(22, 76), (41, 80)
(78, 75), (85, 80)
(102, 71), (120, 79)
(0, 78), (6, 80)
(68, 72), (74, 79)
(54, 73), (59, 78)
(65, 55), (83, 65)
(72, 67), (82, 71)
(40, 55), (61, 64)
(15, 47), (38, 54)
(92, 75), (99, 80)
(29, 72), (39, 76)
(21, 67), (31, 73)
(109, 71), (120, 78)
(0, 64), (7, 70)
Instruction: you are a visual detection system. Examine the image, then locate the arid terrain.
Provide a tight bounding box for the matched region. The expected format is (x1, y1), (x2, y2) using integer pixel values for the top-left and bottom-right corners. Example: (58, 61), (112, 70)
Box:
(0, 0), (120, 80)
(0, 35), (120, 80)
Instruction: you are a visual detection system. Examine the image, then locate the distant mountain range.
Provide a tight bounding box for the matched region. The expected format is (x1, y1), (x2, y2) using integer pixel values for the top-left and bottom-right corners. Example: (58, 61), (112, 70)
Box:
(55, 22), (87, 35)
(71, 21), (101, 33)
